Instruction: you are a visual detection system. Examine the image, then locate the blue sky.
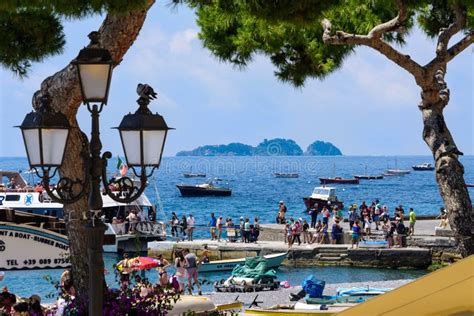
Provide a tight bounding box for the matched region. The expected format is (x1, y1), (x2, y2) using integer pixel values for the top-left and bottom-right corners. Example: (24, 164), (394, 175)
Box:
(0, 2), (472, 157)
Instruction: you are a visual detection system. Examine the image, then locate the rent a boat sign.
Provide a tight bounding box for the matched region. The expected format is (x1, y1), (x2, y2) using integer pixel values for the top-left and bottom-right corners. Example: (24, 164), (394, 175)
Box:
(0, 223), (70, 270)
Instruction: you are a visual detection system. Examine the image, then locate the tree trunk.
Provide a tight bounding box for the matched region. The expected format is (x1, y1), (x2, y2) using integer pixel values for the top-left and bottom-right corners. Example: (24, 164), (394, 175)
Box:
(32, 1), (155, 296)
(419, 69), (473, 257)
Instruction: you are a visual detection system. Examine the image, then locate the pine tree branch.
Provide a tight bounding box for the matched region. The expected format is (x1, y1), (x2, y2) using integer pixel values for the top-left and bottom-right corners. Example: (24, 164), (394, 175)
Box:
(444, 31), (474, 64)
(368, 0), (407, 38)
(321, 18), (424, 81)
(436, 2), (466, 57)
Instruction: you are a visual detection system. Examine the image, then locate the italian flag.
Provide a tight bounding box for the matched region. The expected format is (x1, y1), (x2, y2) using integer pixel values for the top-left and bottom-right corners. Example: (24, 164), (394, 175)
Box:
(116, 157), (128, 176)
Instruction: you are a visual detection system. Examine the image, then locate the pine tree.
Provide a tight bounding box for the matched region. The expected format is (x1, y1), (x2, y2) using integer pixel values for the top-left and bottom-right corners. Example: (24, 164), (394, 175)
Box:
(177, 0), (473, 256)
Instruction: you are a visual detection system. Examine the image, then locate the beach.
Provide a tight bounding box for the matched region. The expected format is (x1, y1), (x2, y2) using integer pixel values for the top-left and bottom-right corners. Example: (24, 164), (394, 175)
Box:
(204, 279), (414, 308)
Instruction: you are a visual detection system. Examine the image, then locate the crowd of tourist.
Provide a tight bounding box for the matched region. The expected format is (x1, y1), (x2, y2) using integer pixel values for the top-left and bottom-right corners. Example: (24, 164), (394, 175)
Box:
(169, 212), (261, 243)
(276, 199), (426, 249)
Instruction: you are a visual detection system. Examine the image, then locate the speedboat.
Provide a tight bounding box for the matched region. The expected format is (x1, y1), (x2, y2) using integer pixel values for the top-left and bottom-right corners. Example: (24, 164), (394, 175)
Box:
(199, 252), (287, 273)
(0, 170), (166, 253)
(303, 186), (344, 211)
(412, 163), (435, 171)
(319, 177), (359, 184)
(274, 173), (299, 178)
(177, 178), (231, 197)
(183, 172), (206, 178)
(385, 169), (411, 176)
(354, 175), (384, 180)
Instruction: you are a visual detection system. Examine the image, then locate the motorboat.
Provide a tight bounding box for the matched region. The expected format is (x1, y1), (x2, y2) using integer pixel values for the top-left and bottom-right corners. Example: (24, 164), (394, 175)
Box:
(274, 173), (299, 178)
(385, 169), (411, 176)
(183, 172), (206, 178)
(412, 163), (435, 171)
(199, 252), (287, 273)
(0, 170), (166, 253)
(319, 177), (359, 185)
(353, 166), (383, 180)
(303, 186), (344, 211)
(177, 178), (232, 197)
(354, 175), (384, 180)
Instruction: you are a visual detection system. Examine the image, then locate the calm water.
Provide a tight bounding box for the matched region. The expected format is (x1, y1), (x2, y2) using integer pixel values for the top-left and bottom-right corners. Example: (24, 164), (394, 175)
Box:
(1, 155), (472, 300)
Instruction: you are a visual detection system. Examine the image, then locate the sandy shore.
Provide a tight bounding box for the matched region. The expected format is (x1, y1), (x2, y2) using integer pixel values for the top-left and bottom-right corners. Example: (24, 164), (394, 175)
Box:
(203, 279), (413, 309)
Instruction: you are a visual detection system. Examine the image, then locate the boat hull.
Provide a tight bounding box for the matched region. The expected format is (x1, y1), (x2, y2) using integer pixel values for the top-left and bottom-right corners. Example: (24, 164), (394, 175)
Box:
(177, 185), (232, 197)
(183, 173), (206, 178)
(199, 252), (287, 273)
(319, 178), (359, 185)
(0, 222), (70, 270)
(412, 166), (435, 171)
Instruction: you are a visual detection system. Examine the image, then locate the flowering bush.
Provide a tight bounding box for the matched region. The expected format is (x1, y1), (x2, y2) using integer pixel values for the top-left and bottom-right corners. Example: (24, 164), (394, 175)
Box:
(62, 285), (180, 315)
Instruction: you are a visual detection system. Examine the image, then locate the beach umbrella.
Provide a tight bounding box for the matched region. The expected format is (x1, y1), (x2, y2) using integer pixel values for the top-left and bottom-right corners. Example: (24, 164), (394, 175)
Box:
(117, 256), (159, 272)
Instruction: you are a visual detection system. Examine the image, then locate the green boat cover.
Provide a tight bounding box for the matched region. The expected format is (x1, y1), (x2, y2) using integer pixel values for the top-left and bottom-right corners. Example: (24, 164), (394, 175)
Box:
(231, 256), (277, 281)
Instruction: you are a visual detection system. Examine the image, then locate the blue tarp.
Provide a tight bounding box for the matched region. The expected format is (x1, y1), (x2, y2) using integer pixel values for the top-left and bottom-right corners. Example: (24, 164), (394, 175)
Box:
(302, 275), (325, 298)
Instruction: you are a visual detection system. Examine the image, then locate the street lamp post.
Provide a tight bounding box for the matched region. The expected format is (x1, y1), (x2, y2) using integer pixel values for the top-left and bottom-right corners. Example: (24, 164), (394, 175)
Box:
(18, 32), (172, 315)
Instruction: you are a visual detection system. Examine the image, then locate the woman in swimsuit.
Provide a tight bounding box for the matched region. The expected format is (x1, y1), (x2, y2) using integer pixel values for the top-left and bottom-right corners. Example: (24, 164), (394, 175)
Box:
(174, 250), (187, 293)
(156, 254), (170, 287)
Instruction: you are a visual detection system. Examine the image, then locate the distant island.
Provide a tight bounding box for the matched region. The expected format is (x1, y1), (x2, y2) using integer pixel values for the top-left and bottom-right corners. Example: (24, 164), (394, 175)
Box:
(176, 138), (342, 156)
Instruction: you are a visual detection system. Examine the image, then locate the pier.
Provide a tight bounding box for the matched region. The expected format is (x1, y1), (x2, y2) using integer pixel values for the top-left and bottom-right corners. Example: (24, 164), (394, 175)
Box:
(148, 219), (459, 269)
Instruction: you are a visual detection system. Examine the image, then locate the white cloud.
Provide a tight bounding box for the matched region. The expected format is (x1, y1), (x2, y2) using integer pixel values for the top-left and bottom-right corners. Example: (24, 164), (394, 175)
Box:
(169, 29), (198, 54)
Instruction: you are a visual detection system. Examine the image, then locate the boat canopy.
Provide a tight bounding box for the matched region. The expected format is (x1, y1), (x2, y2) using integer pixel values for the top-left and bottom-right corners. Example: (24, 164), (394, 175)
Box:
(0, 170), (28, 189)
(310, 187), (336, 201)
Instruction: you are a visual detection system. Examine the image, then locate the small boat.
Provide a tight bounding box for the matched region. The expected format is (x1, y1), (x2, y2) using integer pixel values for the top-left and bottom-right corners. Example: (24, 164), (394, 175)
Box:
(354, 175), (384, 180)
(303, 186), (344, 211)
(199, 252), (287, 273)
(177, 179), (231, 197)
(354, 166), (383, 180)
(245, 303), (353, 315)
(467, 184), (474, 188)
(183, 172), (206, 178)
(319, 177), (359, 185)
(384, 169), (411, 176)
(274, 173), (299, 178)
(169, 295), (244, 315)
(305, 287), (392, 305)
(412, 163), (435, 171)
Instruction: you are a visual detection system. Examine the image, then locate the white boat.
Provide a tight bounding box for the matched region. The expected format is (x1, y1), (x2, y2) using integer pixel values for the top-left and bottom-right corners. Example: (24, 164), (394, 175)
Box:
(274, 173), (299, 178)
(199, 252), (287, 273)
(385, 169), (411, 175)
(0, 170), (166, 253)
(0, 209), (70, 270)
(412, 163), (435, 171)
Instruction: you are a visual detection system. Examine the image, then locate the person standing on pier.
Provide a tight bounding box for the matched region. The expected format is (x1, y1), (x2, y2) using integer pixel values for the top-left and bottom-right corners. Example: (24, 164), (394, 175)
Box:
(277, 201), (287, 224)
(253, 217), (260, 243)
(183, 249), (202, 296)
(351, 220), (361, 248)
(408, 208), (416, 236)
(322, 206), (330, 226)
(170, 212), (179, 237)
(187, 214), (195, 241)
(243, 218), (251, 243)
(209, 213), (217, 240)
(180, 215), (187, 240)
(348, 205), (357, 230)
(216, 216), (223, 242)
(310, 203), (318, 228)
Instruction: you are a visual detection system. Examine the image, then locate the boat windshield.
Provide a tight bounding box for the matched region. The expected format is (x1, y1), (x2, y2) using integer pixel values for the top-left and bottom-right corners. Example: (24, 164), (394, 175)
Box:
(312, 187), (335, 197)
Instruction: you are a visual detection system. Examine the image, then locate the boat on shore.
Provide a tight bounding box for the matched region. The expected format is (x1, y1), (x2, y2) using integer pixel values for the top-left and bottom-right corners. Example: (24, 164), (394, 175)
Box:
(412, 163), (435, 171)
(0, 170), (167, 253)
(177, 178), (232, 197)
(274, 173), (299, 178)
(303, 186), (344, 211)
(199, 252), (287, 273)
(319, 177), (359, 185)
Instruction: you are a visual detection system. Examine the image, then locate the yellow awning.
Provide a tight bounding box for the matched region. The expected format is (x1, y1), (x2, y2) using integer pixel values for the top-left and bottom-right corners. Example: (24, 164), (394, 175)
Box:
(338, 255), (474, 316)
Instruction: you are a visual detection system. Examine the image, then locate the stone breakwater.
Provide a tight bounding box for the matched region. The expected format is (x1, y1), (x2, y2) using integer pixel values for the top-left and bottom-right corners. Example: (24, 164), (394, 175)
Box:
(148, 220), (461, 268)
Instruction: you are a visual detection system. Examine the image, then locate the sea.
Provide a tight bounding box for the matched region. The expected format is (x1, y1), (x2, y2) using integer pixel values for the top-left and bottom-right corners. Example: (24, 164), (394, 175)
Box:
(1, 155), (472, 301)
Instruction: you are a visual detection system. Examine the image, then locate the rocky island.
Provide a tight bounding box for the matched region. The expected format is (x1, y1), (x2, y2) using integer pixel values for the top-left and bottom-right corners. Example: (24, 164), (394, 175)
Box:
(176, 138), (342, 156)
